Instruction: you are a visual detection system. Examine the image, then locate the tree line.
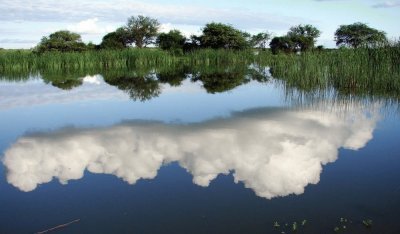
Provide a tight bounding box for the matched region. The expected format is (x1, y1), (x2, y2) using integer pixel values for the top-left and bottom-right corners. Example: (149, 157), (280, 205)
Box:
(35, 15), (389, 54)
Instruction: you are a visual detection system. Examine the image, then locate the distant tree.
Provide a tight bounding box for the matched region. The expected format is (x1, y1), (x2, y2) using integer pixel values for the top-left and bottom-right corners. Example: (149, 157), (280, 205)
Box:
(35, 30), (87, 53)
(125, 15), (160, 48)
(250, 32), (271, 50)
(287, 24), (320, 51)
(200, 23), (249, 49)
(269, 36), (295, 54)
(100, 27), (131, 49)
(156, 29), (186, 51)
(86, 42), (97, 50)
(335, 22), (387, 48)
(183, 35), (201, 52)
(316, 45), (324, 51)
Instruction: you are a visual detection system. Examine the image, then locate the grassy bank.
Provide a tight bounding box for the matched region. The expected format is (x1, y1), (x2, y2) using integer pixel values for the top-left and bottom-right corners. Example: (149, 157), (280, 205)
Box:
(0, 48), (254, 72)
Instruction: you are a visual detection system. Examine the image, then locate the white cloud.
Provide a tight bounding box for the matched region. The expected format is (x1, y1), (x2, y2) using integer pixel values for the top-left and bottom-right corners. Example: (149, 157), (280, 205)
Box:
(0, 0), (299, 30)
(0, 74), (207, 110)
(0, 39), (37, 44)
(83, 75), (102, 85)
(2, 103), (379, 198)
(67, 18), (115, 35)
(159, 23), (201, 37)
(0, 75), (127, 110)
(372, 1), (400, 8)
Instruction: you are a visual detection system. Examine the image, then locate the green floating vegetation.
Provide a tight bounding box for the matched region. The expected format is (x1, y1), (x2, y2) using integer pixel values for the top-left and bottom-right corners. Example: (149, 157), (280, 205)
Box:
(272, 220), (307, 233)
(362, 219), (373, 228)
(332, 217), (351, 233)
(272, 217), (377, 233)
(274, 221), (280, 228)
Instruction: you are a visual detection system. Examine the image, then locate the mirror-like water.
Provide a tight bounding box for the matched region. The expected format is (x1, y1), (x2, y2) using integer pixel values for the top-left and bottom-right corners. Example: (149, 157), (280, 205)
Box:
(0, 67), (399, 233)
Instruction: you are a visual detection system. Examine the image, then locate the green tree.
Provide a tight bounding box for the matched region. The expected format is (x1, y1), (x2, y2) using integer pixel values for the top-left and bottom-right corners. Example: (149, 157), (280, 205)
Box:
(251, 32), (271, 50)
(335, 22), (387, 48)
(125, 15), (160, 48)
(269, 36), (295, 54)
(100, 27), (131, 49)
(183, 35), (201, 52)
(156, 29), (186, 50)
(35, 30), (87, 53)
(200, 23), (249, 49)
(287, 24), (320, 51)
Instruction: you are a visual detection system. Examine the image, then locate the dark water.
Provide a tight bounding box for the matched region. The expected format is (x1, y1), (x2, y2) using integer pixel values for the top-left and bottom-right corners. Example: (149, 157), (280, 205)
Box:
(0, 67), (399, 234)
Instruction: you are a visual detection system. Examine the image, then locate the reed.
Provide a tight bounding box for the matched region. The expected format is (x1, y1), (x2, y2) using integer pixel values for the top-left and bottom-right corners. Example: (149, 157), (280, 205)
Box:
(266, 44), (400, 101)
(1, 46), (399, 101)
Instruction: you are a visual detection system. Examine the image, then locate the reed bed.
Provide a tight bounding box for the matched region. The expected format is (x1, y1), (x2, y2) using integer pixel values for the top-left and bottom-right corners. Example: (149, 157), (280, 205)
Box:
(1, 46), (399, 100)
(0, 48), (255, 72)
(264, 45), (400, 99)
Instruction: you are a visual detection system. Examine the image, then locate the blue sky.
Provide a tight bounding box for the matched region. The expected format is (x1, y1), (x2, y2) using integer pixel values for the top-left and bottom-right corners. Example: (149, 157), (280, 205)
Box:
(0, 0), (399, 49)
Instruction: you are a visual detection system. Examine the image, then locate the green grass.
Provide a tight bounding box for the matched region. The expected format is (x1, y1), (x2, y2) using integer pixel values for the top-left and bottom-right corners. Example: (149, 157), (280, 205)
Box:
(0, 48), (255, 72)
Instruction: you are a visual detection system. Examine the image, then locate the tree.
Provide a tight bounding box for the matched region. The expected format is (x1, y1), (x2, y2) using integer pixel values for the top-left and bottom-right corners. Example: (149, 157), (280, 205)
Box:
(125, 15), (160, 48)
(335, 22), (387, 48)
(156, 29), (186, 50)
(250, 32), (271, 50)
(183, 35), (201, 52)
(200, 23), (249, 49)
(35, 30), (87, 53)
(269, 36), (295, 54)
(100, 27), (131, 49)
(287, 24), (320, 51)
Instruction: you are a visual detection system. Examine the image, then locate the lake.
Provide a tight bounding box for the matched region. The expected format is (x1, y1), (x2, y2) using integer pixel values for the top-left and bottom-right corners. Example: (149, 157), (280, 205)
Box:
(0, 65), (399, 234)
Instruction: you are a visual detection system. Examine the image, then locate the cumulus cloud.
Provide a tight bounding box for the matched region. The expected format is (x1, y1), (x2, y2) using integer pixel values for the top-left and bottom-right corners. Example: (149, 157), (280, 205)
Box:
(67, 18), (115, 35)
(159, 23), (200, 37)
(2, 103), (379, 198)
(372, 1), (400, 8)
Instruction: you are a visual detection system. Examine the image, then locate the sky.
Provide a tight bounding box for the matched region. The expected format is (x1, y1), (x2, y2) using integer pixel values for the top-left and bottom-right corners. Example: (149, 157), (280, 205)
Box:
(0, 0), (399, 49)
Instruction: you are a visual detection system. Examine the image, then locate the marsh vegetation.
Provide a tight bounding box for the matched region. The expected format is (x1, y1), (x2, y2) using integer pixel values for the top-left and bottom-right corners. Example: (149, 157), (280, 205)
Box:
(1, 15), (399, 105)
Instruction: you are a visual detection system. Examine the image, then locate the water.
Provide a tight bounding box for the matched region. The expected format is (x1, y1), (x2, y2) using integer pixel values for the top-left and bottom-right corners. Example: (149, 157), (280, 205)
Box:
(0, 68), (399, 233)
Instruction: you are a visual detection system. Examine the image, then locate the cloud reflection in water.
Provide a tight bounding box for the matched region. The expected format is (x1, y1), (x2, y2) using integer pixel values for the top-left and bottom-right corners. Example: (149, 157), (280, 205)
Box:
(2, 104), (378, 199)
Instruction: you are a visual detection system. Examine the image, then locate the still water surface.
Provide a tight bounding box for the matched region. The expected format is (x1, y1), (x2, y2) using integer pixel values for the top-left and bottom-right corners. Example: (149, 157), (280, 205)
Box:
(0, 69), (399, 233)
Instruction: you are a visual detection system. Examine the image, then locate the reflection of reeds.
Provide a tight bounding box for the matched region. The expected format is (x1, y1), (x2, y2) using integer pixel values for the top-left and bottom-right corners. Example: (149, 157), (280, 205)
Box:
(1, 46), (399, 102)
(267, 45), (400, 102)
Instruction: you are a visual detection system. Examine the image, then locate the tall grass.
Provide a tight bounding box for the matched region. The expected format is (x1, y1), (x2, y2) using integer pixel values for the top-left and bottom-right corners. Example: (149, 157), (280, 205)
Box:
(0, 48), (255, 73)
(264, 45), (400, 100)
